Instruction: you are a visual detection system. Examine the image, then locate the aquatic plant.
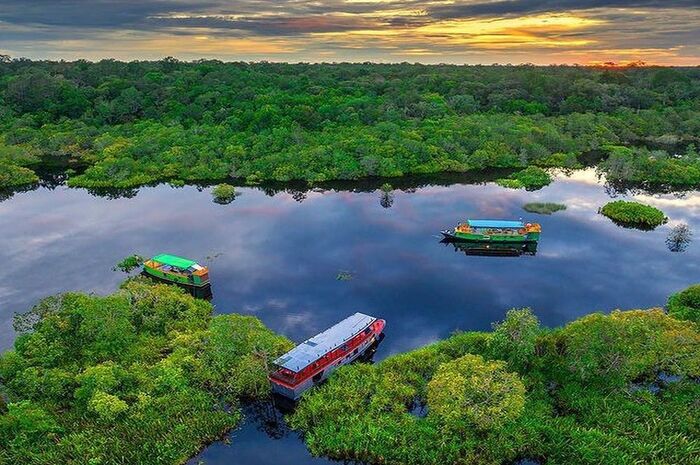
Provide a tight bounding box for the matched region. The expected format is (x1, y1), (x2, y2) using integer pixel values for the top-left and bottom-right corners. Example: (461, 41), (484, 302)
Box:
(0, 278), (292, 464)
(336, 270), (354, 281)
(667, 284), (700, 324)
(522, 202), (566, 215)
(291, 307), (700, 465)
(212, 183), (237, 204)
(600, 200), (667, 229)
(112, 254), (144, 273)
(497, 167), (552, 190)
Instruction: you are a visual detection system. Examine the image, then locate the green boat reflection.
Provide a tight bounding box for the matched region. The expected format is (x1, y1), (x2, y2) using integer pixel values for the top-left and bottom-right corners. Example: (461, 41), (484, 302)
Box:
(441, 239), (537, 257)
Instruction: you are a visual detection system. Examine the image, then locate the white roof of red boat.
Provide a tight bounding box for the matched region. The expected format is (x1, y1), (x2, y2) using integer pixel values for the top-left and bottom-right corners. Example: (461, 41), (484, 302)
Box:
(274, 312), (377, 372)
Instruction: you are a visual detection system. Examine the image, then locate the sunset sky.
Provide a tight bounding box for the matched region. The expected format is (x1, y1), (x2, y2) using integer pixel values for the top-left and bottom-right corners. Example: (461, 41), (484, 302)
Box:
(1, 1), (699, 65)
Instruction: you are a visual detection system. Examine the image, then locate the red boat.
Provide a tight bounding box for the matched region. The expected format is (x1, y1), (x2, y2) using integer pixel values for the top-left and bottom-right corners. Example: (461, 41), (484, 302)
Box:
(269, 312), (386, 400)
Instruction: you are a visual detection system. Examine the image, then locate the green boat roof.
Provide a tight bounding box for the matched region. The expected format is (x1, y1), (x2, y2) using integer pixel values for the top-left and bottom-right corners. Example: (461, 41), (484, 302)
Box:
(151, 254), (197, 269)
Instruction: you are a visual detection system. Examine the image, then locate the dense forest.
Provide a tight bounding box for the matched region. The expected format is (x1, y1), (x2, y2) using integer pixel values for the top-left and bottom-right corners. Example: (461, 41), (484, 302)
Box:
(1, 58), (699, 190)
(1, 278), (698, 464)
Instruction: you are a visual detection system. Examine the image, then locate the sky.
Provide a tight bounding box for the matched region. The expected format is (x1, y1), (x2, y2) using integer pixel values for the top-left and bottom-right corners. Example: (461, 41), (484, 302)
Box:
(1, 1), (699, 65)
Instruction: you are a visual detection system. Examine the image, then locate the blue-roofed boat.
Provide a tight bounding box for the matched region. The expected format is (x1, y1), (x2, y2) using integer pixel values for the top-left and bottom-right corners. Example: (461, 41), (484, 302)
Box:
(441, 219), (541, 243)
(269, 313), (386, 400)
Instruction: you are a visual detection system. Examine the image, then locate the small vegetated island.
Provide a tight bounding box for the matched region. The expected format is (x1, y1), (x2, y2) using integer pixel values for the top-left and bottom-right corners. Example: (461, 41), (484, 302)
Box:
(600, 200), (668, 229)
(1, 279), (699, 464)
(0, 60), (699, 190)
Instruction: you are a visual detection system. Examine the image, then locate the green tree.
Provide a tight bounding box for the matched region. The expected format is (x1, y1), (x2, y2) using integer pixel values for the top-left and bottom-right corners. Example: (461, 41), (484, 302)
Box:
(427, 354), (525, 431)
(489, 308), (541, 371)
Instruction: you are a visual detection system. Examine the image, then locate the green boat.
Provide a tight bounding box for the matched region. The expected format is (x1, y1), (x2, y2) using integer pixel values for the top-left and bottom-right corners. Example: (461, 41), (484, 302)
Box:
(143, 254), (210, 288)
(441, 219), (541, 243)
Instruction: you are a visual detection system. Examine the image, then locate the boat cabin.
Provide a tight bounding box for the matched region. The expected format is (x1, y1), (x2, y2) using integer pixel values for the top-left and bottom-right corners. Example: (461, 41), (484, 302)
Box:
(270, 312), (385, 400)
(143, 254), (210, 287)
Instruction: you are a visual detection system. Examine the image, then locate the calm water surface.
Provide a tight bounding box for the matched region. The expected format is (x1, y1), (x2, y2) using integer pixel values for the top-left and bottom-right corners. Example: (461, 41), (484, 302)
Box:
(1, 169), (699, 464)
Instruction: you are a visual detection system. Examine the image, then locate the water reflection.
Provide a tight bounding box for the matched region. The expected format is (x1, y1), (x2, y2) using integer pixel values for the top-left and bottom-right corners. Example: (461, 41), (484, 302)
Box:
(666, 224), (692, 252)
(441, 240), (538, 257)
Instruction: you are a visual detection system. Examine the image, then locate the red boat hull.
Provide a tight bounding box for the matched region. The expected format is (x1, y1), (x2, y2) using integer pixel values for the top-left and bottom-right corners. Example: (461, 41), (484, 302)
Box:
(270, 319), (385, 400)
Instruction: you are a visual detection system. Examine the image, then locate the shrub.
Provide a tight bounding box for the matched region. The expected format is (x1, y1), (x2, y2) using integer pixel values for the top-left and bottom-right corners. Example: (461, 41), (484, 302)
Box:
(599, 200), (667, 229)
(667, 284), (700, 324)
(427, 354), (526, 431)
(522, 202), (566, 215)
(497, 167), (552, 190)
(489, 308), (541, 372)
(211, 183), (237, 204)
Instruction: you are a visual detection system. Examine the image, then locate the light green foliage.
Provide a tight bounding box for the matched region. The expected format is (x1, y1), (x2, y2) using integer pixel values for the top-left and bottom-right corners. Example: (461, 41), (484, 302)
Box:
(428, 354), (525, 431)
(600, 200), (667, 229)
(497, 166), (552, 190)
(292, 307), (700, 465)
(489, 308), (541, 372)
(1, 62), (698, 189)
(558, 309), (700, 385)
(211, 183), (237, 204)
(522, 202), (567, 215)
(0, 160), (39, 188)
(0, 278), (291, 464)
(667, 284), (700, 324)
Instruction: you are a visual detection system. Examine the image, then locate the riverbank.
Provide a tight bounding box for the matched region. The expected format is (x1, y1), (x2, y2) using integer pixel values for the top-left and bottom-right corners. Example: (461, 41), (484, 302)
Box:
(2, 61), (699, 190)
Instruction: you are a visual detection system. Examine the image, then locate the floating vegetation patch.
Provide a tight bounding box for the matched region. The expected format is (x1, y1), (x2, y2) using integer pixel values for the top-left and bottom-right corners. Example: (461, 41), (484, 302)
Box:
(599, 200), (667, 230)
(522, 202), (567, 215)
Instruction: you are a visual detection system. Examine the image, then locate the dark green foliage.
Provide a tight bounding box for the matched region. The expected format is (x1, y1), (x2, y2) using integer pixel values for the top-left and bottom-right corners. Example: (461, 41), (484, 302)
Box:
(600, 200), (667, 229)
(667, 284), (700, 324)
(0, 278), (292, 464)
(291, 308), (700, 465)
(0, 61), (698, 188)
(522, 202), (567, 215)
(497, 166), (552, 190)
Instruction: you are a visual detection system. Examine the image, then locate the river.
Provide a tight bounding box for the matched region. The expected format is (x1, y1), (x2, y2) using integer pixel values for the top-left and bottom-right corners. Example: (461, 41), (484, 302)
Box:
(1, 168), (698, 464)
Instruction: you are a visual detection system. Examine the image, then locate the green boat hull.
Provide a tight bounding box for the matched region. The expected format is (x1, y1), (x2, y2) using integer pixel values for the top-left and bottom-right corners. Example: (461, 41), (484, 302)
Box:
(143, 266), (209, 287)
(444, 230), (540, 242)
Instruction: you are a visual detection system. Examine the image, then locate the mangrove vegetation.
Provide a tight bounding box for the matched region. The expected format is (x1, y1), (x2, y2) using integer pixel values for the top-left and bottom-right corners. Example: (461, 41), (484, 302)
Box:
(290, 307), (700, 465)
(0, 278), (292, 465)
(0, 60), (699, 190)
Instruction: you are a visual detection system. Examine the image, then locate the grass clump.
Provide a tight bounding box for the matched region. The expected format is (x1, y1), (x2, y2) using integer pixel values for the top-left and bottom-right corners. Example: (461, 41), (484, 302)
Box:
(0, 278), (292, 464)
(291, 307), (700, 465)
(522, 202), (567, 215)
(497, 167), (552, 191)
(599, 200), (667, 230)
(667, 284), (700, 324)
(211, 183), (237, 204)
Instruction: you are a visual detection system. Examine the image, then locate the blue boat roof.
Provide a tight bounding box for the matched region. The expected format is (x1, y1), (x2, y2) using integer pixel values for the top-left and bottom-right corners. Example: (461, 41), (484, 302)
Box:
(468, 219), (524, 229)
